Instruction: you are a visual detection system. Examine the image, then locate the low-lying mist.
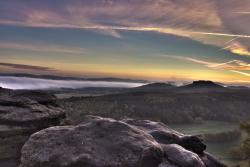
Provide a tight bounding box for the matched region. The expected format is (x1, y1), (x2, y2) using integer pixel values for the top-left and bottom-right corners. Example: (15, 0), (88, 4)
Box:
(0, 76), (145, 90)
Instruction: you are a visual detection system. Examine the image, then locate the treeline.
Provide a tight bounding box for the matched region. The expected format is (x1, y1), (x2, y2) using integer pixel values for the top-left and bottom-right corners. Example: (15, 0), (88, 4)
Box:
(229, 121), (250, 167)
(239, 121), (250, 167)
(60, 91), (250, 124)
(203, 129), (241, 143)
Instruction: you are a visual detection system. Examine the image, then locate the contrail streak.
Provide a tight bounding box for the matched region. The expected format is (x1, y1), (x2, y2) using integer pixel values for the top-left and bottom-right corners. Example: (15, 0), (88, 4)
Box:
(2, 20), (250, 39)
(230, 70), (250, 77)
(81, 26), (250, 38)
(233, 12), (250, 14)
(218, 37), (240, 51)
(225, 37), (240, 44)
(188, 31), (250, 38)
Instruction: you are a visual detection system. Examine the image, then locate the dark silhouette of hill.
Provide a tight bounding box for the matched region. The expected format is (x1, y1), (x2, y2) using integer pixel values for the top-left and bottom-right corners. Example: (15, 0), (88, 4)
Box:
(183, 81), (224, 88)
(137, 82), (175, 89)
(178, 80), (227, 93)
(131, 82), (176, 93)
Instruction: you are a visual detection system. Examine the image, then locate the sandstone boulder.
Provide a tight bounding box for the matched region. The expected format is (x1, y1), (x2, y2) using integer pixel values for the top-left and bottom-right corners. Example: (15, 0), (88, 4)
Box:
(20, 118), (163, 167)
(123, 118), (206, 154)
(20, 116), (227, 167)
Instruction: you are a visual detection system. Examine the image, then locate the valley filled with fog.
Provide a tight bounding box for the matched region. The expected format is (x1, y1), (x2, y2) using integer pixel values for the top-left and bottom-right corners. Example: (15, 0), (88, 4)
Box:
(0, 76), (145, 90)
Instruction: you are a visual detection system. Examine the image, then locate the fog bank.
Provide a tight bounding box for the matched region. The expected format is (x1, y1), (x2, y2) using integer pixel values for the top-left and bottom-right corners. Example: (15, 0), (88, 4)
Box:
(0, 76), (145, 90)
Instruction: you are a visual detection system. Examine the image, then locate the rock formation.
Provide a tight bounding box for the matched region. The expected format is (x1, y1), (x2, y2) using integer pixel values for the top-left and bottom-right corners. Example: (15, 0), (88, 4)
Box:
(20, 116), (226, 167)
(0, 88), (227, 167)
(0, 89), (65, 165)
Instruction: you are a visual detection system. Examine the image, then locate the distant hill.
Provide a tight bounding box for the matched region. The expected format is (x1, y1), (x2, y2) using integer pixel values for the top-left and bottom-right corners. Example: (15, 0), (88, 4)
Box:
(134, 82), (176, 90)
(183, 80), (224, 88)
(179, 80), (226, 93)
(0, 73), (149, 83)
(227, 86), (250, 90)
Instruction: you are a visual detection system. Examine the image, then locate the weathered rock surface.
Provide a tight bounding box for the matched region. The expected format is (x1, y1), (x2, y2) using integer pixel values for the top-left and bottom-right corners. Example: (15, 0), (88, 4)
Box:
(0, 90), (64, 126)
(122, 119), (206, 155)
(20, 118), (162, 167)
(161, 144), (205, 167)
(20, 116), (227, 167)
(0, 88), (65, 164)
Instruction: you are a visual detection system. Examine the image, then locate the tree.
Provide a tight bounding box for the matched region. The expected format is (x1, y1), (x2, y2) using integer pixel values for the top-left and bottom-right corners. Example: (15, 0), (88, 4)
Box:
(241, 121), (250, 167)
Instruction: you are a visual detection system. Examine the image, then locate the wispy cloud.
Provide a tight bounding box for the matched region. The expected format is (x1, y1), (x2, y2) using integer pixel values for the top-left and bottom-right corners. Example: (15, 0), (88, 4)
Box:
(0, 62), (55, 71)
(0, 0), (250, 56)
(230, 70), (250, 77)
(166, 55), (250, 76)
(0, 42), (86, 54)
(1, 16), (250, 39)
(222, 42), (250, 56)
(0, 0), (221, 31)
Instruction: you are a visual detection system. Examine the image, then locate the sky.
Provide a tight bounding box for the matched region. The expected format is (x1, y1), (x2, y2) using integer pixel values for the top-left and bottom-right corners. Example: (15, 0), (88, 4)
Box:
(1, 0), (250, 84)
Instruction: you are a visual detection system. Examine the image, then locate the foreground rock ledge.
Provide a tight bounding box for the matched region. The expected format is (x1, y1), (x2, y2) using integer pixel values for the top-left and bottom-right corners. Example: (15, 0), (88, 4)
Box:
(20, 116), (226, 167)
(0, 88), (65, 162)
